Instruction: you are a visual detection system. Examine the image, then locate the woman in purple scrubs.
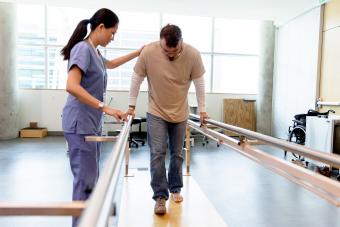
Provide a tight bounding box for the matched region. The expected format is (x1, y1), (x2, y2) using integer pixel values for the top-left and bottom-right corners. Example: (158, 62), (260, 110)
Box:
(60, 8), (142, 226)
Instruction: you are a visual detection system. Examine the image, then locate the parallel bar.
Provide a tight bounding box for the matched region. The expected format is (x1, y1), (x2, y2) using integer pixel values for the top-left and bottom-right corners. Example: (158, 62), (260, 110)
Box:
(78, 116), (133, 227)
(243, 145), (340, 206)
(190, 114), (340, 168)
(85, 136), (117, 142)
(0, 202), (85, 216)
(185, 126), (191, 175)
(188, 120), (340, 206)
(317, 101), (340, 107)
(125, 141), (130, 176)
(188, 120), (238, 145)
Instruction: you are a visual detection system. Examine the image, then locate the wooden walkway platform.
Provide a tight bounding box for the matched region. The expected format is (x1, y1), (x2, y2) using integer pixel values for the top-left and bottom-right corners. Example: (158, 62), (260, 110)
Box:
(118, 170), (228, 227)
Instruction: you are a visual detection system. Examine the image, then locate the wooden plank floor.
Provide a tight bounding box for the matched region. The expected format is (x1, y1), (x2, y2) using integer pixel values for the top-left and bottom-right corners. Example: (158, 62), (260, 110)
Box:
(118, 170), (228, 227)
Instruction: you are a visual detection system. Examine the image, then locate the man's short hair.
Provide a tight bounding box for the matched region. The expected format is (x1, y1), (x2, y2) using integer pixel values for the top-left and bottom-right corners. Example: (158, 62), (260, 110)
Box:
(160, 24), (182, 48)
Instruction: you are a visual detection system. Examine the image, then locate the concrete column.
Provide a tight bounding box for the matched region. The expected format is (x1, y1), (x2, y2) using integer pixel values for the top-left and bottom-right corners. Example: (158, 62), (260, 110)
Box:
(0, 3), (18, 140)
(256, 21), (275, 135)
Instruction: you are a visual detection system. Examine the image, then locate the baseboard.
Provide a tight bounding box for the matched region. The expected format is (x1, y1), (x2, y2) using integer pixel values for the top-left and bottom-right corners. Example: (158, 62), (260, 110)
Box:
(47, 131), (64, 136)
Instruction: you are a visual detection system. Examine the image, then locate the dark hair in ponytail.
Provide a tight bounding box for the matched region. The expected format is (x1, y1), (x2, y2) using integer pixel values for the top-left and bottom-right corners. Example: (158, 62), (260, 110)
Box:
(61, 8), (119, 60)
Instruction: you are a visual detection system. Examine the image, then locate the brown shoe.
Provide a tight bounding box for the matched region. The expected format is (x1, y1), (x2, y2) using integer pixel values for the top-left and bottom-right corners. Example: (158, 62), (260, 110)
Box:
(154, 197), (166, 215)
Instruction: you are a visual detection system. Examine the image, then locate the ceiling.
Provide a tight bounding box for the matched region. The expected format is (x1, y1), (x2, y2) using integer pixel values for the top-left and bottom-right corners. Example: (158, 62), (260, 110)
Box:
(4, 0), (322, 25)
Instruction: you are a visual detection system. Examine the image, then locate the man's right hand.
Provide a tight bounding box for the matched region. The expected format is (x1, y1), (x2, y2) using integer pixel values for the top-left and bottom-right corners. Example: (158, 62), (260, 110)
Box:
(126, 107), (136, 118)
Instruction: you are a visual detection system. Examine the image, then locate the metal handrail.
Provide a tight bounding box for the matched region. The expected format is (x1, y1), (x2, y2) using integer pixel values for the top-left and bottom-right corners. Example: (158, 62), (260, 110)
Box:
(317, 101), (340, 108)
(78, 115), (133, 227)
(187, 116), (340, 206)
(316, 98), (340, 108)
(85, 136), (118, 142)
(0, 201), (85, 216)
(317, 101), (340, 106)
(189, 114), (340, 168)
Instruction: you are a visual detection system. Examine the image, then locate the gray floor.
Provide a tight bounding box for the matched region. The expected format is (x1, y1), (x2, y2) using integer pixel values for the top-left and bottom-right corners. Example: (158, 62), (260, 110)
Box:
(0, 136), (340, 227)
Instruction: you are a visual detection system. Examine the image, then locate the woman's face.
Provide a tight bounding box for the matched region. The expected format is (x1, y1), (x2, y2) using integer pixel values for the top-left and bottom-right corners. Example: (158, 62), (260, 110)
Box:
(99, 23), (118, 47)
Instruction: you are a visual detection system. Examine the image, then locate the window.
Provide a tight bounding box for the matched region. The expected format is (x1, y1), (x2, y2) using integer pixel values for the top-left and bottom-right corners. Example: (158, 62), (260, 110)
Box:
(17, 4), (45, 45)
(17, 5), (158, 90)
(105, 11), (159, 91)
(104, 49), (147, 91)
(214, 18), (260, 54)
(213, 55), (259, 94)
(16, 4), (260, 94)
(162, 14), (212, 52)
(212, 18), (260, 94)
(109, 11), (160, 49)
(17, 46), (46, 89)
(47, 47), (67, 89)
(47, 6), (93, 46)
(17, 4), (45, 89)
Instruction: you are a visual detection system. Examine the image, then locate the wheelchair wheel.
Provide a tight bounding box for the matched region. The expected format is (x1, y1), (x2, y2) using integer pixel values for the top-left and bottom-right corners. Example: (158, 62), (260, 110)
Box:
(288, 126), (306, 160)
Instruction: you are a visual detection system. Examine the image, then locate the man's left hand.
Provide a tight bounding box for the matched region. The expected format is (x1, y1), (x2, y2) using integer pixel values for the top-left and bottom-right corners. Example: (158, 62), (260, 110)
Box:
(199, 112), (209, 126)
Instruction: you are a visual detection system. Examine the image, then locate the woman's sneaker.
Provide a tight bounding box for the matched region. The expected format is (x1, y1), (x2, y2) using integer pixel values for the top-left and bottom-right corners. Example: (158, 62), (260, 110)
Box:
(154, 197), (166, 215)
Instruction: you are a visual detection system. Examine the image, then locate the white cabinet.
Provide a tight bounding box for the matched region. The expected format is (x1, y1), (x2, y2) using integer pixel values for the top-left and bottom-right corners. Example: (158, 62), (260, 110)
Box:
(306, 116), (333, 153)
(305, 115), (340, 165)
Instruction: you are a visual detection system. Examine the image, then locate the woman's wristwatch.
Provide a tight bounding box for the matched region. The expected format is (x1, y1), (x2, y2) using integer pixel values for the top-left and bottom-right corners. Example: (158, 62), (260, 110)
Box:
(98, 102), (105, 111)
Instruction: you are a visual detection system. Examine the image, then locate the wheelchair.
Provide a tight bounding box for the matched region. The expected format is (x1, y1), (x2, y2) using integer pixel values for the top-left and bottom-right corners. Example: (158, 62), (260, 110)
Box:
(284, 109), (335, 166)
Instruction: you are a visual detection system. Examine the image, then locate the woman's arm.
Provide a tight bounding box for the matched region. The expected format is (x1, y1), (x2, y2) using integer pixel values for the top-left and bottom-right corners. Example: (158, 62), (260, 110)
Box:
(66, 66), (101, 109)
(66, 66), (126, 121)
(106, 46), (144, 69)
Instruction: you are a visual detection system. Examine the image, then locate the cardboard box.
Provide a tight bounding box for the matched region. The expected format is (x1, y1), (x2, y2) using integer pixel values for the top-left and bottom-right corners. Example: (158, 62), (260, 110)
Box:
(20, 128), (48, 138)
(29, 122), (38, 128)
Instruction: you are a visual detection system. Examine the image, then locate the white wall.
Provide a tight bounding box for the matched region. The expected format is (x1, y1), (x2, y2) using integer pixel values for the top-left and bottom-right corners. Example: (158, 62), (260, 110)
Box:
(19, 90), (67, 130)
(18, 89), (255, 132)
(272, 6), (322, 139)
